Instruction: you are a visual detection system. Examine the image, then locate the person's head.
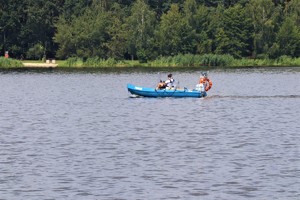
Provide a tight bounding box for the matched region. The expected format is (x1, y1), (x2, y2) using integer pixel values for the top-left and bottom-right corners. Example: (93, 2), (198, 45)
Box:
(201, 72), (207, 77)
(168, 74), (172, 79)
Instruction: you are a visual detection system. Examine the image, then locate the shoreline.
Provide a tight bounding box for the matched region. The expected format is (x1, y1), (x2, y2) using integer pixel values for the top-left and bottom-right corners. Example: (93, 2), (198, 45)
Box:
(1, 65), (299, 71)
(1, 57), (300, 69)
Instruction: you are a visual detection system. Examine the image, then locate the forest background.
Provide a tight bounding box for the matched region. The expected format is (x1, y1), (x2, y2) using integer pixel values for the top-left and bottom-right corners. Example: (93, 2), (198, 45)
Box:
(0, 0), (300, 66)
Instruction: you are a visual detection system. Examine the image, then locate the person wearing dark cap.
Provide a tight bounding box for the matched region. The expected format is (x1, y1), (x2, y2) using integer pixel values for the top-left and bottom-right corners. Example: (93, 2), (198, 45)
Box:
(156, 73), (175, 89)
(165, 73), (175, 88)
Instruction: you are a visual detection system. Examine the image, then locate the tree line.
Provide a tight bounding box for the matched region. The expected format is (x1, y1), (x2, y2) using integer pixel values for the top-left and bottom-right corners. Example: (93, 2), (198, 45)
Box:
(0, 0), (299, 62)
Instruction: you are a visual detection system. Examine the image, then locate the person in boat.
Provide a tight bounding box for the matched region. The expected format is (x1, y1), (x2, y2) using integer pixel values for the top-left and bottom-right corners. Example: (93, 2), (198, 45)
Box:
(198, 72), (212, 91)
(156, 73), (175, 89)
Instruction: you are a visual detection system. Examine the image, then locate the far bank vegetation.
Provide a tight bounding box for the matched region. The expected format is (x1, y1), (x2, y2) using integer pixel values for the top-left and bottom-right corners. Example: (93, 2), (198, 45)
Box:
(1, 0), (300, 67)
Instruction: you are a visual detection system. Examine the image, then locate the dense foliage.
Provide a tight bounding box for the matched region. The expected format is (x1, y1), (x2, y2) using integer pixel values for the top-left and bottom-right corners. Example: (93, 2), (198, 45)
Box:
(0, 0), (300, 61)
(0, 57), (23, 67)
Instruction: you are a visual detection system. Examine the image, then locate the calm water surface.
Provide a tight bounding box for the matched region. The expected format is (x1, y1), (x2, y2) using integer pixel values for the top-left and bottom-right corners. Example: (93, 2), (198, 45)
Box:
(0, 67), (299, 200)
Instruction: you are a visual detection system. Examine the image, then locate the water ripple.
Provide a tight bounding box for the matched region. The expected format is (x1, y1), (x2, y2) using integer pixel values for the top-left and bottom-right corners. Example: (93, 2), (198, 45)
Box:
(0, 69), (299, 199)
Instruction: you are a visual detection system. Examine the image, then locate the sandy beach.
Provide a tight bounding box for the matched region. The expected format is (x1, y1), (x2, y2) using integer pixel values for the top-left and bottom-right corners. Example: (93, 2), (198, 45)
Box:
(23, 63), (58, 68)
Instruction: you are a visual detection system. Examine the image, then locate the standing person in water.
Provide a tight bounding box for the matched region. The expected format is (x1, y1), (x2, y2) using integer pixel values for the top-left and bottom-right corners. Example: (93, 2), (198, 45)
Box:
(157, 74), (175, 89)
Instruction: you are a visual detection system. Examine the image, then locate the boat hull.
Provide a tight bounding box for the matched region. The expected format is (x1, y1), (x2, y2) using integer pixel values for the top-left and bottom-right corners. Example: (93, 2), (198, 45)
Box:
(127, 84), (207, 98)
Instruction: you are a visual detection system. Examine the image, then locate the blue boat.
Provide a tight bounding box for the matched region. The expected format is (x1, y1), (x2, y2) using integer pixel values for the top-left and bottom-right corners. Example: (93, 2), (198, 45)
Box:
(127, 84), (207, 98)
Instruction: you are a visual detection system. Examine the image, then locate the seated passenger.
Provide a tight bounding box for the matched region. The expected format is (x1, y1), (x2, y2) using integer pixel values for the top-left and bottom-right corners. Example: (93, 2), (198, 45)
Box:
(156, 74), (175, 89)
(165, 73), (175, 88)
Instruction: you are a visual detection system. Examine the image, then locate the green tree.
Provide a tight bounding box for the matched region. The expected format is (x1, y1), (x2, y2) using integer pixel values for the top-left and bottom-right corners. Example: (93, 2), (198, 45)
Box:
(198, 0), (224, 7)
(215, 4), (252, 58)
(23, 0), (62, 58)
(194, 5), (213, 54)
(124, 0), (156, 62)
(61, 0), (92, 20)
(183, 0), (198, 26)
(246, 0), (281, 58)
(0, 0), (62, 58)
(26, 43), (45, 60)
(284, 0), (300, 26)
(2, 0), (300, 60)
(183, 0), (199, 55)
(206, 5), (225, 53)
(269, 0), (300, 57)
(53, 17), (74, 58)
(156, 4), (196, 56)
(54, 5), (110, 59)
(147, 0), (165, 19)
(276, 17), (300, 57)
(105, 3), (128, 59)
(0, 1), (26, 57)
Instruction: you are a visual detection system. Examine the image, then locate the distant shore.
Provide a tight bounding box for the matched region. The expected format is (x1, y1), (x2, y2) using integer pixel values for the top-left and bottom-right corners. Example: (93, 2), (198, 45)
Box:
(1, 56), (300, 69)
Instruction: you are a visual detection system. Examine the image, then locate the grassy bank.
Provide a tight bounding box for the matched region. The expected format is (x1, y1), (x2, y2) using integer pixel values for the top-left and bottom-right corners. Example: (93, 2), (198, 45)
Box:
(149, 54), (235, 67)
(232, 56), (300, 67)
(57, 57), (141, 68)
(3, 54), (300, 69)
(59, 54), (300, 68)
(0, 57), (23, 68)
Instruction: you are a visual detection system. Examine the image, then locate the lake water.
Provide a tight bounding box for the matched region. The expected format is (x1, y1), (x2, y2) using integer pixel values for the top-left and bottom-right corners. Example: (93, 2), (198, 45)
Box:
(0, 67), (299, 200)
